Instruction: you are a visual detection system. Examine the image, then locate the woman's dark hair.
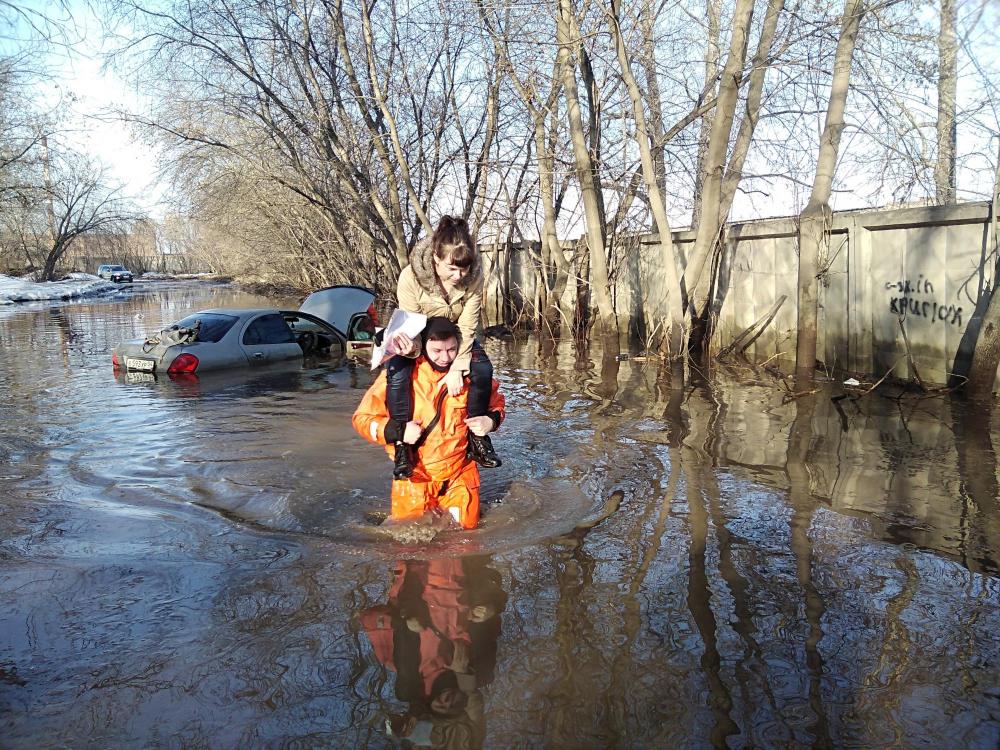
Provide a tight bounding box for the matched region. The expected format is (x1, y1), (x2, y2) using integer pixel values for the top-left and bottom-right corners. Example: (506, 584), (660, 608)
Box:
(431, 215), (476, 269)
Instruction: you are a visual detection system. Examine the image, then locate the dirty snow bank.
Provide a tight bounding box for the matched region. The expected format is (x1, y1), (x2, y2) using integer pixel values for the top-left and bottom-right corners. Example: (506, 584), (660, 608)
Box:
(0, 273), (118, 304)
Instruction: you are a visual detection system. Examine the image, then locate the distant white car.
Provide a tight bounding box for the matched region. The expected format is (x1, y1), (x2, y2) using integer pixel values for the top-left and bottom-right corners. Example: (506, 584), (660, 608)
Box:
(97, 264), (134, 283)
(112, 285), (378, 376)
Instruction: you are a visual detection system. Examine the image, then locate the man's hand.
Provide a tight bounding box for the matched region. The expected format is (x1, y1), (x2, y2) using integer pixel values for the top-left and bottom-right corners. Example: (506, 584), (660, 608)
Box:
(464, 415), (494, 436)
(405, 617), (424, 633)
(443, 368), (464, 397)
(389, 332), (417, 357)
(403, 420), (422, 444)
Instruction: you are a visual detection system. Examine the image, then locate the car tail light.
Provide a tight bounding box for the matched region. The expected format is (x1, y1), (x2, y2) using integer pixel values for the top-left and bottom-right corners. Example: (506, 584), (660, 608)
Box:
(167, 353), (199, 374)
(112, 351), (120, 369)
(367, 302), (379, 327)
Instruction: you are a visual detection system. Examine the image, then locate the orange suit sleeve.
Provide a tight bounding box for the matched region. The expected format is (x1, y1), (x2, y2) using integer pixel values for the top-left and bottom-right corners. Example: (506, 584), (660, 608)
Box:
(352, 371), (391, 445)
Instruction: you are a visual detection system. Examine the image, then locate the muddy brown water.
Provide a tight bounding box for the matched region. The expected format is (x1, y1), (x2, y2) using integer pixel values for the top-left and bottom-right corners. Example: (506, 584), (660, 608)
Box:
(1, 281), (998, 748)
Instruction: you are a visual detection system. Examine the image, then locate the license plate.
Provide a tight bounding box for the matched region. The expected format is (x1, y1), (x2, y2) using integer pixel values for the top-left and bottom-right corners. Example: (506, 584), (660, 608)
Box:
(125, 357), (155, 372)
(125, 371), (155, 383)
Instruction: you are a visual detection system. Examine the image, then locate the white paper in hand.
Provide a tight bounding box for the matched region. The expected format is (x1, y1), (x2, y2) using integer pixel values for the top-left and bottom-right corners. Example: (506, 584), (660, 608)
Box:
(371, 309), (427, 370)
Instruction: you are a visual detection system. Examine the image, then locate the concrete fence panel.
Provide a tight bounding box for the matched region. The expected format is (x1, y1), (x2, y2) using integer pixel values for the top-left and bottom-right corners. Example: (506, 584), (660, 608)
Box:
(481, 201), (994, 388)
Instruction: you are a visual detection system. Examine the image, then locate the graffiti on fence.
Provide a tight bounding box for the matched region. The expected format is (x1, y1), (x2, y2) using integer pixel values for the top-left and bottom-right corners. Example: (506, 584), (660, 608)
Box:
(884, 278), (962, 326)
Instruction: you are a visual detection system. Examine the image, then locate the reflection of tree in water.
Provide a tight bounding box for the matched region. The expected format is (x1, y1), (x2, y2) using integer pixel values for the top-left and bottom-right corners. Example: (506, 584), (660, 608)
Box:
(359, 556), (507, 749)
(454, 341), (998, 746)
(785, 391), (833, 749)
(950, 398), (1000, 572)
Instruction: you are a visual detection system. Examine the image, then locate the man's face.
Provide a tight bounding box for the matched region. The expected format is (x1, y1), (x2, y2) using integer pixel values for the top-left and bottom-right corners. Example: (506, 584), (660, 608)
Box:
(430, 686), (468, 716)
(425, 336), (459, 369)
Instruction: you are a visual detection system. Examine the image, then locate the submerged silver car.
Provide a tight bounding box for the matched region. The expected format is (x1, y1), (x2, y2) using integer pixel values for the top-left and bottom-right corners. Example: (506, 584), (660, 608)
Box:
(113, 309), (348, 375)
(112, 285), (378, 376)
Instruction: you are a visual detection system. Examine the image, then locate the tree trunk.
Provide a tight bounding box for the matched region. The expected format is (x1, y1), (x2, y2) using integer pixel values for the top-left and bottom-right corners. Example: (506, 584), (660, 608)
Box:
(41, 135), (58, 281)
(608, 0), (685, 355)
(466, 65), (501, 225)
(795, 0), (864, 382)
(574, 241), (592, 335)
(535, 91), (571, 331)
(964, 140), (1000, 396)
(720, 0), (786, 218)
(639, 0), (667, 203)
(691, 0), (721, 229)
(557, 0), (614, 330)
(333, 0), (417, 266)
(935, 0), (957, 205)
(683, 0), (757, 338)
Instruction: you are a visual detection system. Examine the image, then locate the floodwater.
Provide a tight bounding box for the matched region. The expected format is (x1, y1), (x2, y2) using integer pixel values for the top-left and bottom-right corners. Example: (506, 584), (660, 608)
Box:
(1, 281), (998, 749)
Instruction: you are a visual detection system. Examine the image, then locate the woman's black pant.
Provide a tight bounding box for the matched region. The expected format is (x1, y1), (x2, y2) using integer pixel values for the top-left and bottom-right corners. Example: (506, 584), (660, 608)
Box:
(386, 340), (493, 423)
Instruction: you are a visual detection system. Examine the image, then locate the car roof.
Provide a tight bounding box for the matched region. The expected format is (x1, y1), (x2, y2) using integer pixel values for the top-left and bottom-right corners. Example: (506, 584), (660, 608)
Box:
(189, 308), (280, 317)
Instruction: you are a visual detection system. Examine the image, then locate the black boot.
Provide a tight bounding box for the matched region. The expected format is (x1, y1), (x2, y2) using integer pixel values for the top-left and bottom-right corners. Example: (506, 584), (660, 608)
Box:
(393, 442), (414, 479)
(467, 433), (502, 468)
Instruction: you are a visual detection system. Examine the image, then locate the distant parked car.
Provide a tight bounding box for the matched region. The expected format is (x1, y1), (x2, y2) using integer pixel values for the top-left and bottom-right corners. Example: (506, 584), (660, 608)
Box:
(112, 285), (378, 376)
(97, 264), (134, 283)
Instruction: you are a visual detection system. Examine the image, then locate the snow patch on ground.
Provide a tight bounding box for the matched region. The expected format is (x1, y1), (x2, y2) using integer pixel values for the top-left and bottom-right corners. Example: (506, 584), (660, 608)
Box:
(0, 273), (119, 304)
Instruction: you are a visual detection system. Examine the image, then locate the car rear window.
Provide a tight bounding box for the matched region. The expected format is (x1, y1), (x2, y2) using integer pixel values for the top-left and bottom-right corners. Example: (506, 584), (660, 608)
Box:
(173, 313), (239, 343)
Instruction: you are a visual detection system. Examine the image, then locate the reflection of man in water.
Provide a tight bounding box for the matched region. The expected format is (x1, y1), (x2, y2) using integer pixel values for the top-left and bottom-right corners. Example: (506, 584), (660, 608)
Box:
(360, 557), (507, 749)
(352, 317), (505, 529)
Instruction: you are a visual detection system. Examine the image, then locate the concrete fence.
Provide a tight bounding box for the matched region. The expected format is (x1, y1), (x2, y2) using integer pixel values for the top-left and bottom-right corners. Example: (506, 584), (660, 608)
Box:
(482, 201), (996, 387)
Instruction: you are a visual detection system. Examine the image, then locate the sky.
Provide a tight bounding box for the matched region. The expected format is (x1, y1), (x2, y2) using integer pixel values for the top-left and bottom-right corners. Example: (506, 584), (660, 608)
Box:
(2, 1), (165, 217)
(49, 51), (165, 214)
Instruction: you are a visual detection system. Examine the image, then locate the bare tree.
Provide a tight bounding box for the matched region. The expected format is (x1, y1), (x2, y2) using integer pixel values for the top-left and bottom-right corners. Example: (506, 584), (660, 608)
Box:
(607, 0), (684, 354)
(683, 0), (757, 350)
(557, 0), (615, 330)
(963, 138), (1000, 396)
(478, 0), (575, 331)
(796, 0), (866, 382)
(34, 150), (141, 280)
(935, 0), (957, 204)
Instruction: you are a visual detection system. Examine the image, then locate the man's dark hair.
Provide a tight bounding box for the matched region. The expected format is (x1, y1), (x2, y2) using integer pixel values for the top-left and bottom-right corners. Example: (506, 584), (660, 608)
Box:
(422, 316), (460, 344)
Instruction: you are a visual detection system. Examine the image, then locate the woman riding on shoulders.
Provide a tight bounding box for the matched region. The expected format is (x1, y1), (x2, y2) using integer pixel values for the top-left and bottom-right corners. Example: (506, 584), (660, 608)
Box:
(386, 215), (502, 479)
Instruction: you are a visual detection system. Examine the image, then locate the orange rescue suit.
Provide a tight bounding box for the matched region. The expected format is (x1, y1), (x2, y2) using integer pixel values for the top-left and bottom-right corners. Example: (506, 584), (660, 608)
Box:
(352, 357), (506, 529)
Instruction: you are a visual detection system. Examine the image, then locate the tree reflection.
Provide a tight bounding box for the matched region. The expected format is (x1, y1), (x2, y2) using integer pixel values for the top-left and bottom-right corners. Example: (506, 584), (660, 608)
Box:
(785, 391), (833, 748)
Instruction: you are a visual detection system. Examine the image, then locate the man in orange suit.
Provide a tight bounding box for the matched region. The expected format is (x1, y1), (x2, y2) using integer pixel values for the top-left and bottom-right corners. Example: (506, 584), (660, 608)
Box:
(352, 317), (505, 529)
